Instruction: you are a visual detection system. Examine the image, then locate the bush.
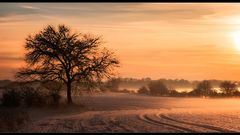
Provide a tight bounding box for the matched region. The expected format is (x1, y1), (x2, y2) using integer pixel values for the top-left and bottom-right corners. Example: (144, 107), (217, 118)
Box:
(121, 89), (132, 93)
(42, 81), (62, 106)
(138, 86), (149, 95)
(1, 82), (63, 108)
(1, 88), (22, 107)
(46, 89), (61, 106)
(232, 90), (240, 97)
(21, 86), (47, 107)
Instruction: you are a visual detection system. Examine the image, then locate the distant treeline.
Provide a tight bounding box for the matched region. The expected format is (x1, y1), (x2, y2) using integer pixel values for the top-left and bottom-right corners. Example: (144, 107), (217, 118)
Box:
(1, 78), (240, 98)
(1, 78), (240, 90)
(0, 80), (12, 88)
(101, 77), (240, 90)
(101, 78), (240, 97)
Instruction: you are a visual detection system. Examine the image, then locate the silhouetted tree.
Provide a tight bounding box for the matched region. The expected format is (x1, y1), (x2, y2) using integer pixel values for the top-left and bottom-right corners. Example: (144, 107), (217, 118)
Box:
(220, 81), (237, 96)
(16, 25), (119, 104)
(190, 80), (212, 96)
(148, 80), (168, 96)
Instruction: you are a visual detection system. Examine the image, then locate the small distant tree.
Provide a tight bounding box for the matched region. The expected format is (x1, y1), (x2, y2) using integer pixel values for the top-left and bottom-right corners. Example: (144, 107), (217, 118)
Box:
(233, 90), (240, 97)
(105, 78), (120, 92)
(16, 25), (119, 104)
(191, 80), (212, 97)
(148, 80), (168, 96)
(220, 81), (237, 96)
(138, 86), (149, 95)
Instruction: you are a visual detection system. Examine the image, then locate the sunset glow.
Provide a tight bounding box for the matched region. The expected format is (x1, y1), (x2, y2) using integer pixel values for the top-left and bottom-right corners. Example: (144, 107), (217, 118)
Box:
(2, 3), (240, 80)
(232, 31), (240, 50)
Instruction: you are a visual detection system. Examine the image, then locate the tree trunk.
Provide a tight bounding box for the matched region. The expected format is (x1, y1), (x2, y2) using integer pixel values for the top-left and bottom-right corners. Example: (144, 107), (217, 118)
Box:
(67, 82), (73, 104)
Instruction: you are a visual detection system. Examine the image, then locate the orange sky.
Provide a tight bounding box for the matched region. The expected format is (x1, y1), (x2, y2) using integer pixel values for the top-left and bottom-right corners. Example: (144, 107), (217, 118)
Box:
(2, 3), (240, 80)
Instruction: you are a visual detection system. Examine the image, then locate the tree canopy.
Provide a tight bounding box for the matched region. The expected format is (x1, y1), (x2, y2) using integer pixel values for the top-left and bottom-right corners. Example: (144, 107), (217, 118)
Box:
(16, 24), (119, 104)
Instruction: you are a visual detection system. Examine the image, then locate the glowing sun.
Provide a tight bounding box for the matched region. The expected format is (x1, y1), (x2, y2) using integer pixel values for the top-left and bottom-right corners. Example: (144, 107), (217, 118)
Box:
(232, 31), (240, 50)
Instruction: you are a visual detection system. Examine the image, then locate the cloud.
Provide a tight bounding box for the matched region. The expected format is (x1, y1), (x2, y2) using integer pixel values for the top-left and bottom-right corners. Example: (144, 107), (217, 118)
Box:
(44, 4), (216, 23)
(0, 3), (221, 24)
(0, 16), (27, 23)
(19, 5), (40, 10)
(1, 3), (240, 27)
(0, 3), (43, 23)
(0, 3), (40, 17)
(0, 56), (23, 61)
(0, 52), (23, 61)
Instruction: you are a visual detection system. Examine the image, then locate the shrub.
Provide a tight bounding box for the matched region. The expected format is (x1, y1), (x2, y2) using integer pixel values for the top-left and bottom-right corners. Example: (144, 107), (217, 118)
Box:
(21, 86), (47, 107)
(1, 82), (63, 108)
(233, 90), (240, 97)
(46, 90), (61, 106)
(120, 89), (130, 93)
(138, 86), (149, 95)
(1, 88), (22, 107)
(42, 81), (62, 106)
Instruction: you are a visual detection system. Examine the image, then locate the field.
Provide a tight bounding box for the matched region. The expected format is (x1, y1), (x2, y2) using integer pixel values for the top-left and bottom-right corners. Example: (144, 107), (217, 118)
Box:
(14, 92), (240, 133)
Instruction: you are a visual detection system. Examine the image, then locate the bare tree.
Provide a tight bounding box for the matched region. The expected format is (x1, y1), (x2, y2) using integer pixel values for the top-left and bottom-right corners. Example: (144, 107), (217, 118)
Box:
(16, 24), (119, 104)
(193, 80), (212, 96)
(220, 81), (237, 96)
(148, 80), (168, 96)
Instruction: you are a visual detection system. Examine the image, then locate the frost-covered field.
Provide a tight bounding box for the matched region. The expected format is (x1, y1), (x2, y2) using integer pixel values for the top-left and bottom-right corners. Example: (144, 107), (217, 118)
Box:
(19, 92), (240, 133)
